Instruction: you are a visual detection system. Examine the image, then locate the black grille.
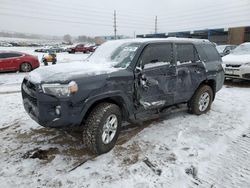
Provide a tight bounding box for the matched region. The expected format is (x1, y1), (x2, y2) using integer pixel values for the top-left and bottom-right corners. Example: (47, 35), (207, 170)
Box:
(226, 64), (241, 68)
(22, 90), (37, 105)
(23, 79), (36, 92)
(22, 79), (37, 106)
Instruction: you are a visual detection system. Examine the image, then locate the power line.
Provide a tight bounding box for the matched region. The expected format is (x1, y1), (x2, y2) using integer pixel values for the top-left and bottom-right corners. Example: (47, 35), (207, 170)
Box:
(3, 0), (155, 21)
(0, 6), (154, 28)
(0, 12), (154, 31)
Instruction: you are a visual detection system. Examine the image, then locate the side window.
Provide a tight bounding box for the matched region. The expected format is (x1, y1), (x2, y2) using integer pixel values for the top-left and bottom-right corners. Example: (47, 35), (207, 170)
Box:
(140, 44), (173, 69)
(202, 44), (221, 61)
(0, 53), (4, 59)
(4, 53), (22, 58)
(176, 44), (199, 65)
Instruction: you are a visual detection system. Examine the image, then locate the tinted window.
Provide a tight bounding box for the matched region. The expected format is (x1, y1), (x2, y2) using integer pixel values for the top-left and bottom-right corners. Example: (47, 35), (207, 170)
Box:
(203, 44), (221, 61)
(1, 53), (22, 58)
(140, 44), (173, 68)
(176, 44), (199, 64)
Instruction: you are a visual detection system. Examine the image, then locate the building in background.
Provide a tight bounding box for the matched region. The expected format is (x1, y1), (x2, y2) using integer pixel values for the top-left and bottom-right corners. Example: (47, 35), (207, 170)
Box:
(137, 26), (250, 45)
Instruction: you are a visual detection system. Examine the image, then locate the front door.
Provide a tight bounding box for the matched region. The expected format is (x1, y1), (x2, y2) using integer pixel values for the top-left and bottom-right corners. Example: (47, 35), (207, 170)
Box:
(134, 43), (177, 111)
(0, 53), (15, 71)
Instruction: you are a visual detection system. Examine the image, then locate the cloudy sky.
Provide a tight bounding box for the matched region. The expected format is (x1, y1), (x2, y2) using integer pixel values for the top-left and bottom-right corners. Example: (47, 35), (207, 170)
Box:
(0, 0), (249, 37)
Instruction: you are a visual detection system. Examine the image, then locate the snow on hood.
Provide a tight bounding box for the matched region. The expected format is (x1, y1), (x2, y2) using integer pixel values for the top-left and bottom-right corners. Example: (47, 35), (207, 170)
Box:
(27, 61), (119, 83)
(222, 54), (250, 64)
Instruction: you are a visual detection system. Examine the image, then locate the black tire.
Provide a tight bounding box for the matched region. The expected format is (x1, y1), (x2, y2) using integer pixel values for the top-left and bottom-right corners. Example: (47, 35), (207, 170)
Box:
(43, 60), (48, 66)
(82, 103), (122, 154)
(188, 85), (213, 115)
(20, 62), (32, 72)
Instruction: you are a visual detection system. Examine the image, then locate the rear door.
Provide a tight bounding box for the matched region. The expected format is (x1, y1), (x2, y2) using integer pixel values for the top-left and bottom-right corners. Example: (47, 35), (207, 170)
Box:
(175, 43), (206, 103)
(135, 43), (177, 110)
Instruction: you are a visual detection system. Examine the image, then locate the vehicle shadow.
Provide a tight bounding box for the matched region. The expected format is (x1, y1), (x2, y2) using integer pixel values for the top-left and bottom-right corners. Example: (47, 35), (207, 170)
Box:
(224, 79), (250, 88)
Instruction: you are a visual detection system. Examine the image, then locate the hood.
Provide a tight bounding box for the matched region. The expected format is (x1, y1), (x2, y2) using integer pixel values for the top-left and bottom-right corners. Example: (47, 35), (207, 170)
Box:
(26, 61), (119, 83)
(222, 54), (250, 65)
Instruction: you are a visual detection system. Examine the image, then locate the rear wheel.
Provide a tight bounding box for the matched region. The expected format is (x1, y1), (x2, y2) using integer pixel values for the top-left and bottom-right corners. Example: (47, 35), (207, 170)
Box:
(188, 85), (213, 115)
(20, 62), (32, 72)
(82, 103), (122, 154)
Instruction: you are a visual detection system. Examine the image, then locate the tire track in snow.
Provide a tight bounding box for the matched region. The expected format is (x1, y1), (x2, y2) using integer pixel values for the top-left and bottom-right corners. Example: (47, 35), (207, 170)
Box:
(199, 131), (250, 188)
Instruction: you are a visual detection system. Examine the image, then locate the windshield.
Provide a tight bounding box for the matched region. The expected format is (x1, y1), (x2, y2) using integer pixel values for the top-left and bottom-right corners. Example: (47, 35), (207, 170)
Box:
(87, 41), (141, 68)
(216, 45), (227, 53)
(231, 43), (250, 55)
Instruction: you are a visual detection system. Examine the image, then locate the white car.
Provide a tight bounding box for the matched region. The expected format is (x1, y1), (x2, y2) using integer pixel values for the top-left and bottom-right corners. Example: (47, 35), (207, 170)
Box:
(222, 42), (250, 80)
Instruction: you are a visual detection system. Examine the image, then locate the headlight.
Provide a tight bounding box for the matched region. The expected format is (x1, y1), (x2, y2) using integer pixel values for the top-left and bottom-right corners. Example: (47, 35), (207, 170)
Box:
(41, 81), (78, 97)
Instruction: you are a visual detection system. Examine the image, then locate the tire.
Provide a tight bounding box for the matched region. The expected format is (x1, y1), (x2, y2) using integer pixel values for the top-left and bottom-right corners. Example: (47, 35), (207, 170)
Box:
(82, 103), (122, 154)
(188, 85), (213, 115)
(20, 62), (32, 72)
(43, 60), (48, 66)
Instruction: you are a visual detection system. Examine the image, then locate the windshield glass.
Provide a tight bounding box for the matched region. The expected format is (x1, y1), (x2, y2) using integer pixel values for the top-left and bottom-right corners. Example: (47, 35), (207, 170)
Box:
(231, 43), (250, 55)
(86, 41), (141, 68)
(216, 45), (226, 53)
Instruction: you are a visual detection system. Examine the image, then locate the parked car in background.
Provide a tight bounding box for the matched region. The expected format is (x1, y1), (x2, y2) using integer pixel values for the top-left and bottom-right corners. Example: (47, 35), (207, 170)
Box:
(216, 45), (237, 57)
(0, 51), (40, 72)
(67, 44), (92, 53)
(35, 46), (65, 53)
(0, 42), (13, 47)
(222, 42), (250, 80)
(22, 38), (224, 154)
(87, 45), (97, 52)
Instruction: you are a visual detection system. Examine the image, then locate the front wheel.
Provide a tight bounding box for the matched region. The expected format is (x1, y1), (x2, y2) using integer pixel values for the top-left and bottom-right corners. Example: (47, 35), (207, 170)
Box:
(82, 103), (122, 154)
(188, 85), (213, 115)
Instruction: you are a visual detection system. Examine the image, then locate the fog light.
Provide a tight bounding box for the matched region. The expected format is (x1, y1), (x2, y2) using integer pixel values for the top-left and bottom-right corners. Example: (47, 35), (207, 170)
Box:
(55, 106), (61, 116)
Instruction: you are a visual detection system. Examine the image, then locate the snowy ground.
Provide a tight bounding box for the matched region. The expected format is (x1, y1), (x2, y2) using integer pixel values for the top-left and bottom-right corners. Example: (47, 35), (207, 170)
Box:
(0, 47), (250, 188)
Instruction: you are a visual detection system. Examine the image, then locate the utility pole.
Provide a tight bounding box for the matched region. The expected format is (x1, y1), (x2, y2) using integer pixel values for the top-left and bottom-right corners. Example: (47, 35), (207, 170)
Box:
(154, 16), (158, 34)
(114, 10), (117, 40)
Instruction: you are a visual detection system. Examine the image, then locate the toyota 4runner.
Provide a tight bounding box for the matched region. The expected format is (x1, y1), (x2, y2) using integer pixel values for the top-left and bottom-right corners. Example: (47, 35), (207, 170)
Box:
(22, 38), (224, 154)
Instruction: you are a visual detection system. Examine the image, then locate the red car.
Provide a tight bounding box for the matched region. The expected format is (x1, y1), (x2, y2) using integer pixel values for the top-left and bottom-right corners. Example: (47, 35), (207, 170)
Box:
(0, 51), (40, 72)
(67, 44), (95, 53)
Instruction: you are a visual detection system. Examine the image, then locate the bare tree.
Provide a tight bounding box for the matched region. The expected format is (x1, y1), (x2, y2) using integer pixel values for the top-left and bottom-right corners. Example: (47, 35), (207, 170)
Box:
(63, 34), (72, 44)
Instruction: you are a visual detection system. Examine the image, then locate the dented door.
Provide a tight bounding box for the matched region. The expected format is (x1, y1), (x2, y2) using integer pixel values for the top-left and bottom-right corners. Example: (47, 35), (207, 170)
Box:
(175, 43), (205, 103)
(134, 43), (177, 110)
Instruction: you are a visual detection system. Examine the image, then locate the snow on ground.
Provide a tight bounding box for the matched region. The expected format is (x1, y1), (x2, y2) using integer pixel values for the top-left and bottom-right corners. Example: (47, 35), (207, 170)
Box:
(0, 47), (250, 188)
(0, 82), (250, 188)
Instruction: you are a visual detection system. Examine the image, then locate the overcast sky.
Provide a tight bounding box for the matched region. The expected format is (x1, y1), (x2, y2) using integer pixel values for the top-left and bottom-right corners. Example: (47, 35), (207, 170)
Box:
(0, 0), (250, 37)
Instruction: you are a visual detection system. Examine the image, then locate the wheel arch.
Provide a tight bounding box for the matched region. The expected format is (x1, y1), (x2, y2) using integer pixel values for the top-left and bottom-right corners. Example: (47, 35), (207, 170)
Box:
(197, 79), (216, 100)
(81, 95), (131, 125)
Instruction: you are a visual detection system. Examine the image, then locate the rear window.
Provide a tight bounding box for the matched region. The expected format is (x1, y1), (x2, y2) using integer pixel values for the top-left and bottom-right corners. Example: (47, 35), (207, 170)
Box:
(202, 44), (221, 61)
(176, 44), (199, 64)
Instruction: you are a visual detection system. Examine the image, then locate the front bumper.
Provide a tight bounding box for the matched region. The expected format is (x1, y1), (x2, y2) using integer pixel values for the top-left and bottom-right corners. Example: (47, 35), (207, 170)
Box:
(223, 64), (250, 80)
(22, 80), (83, 128)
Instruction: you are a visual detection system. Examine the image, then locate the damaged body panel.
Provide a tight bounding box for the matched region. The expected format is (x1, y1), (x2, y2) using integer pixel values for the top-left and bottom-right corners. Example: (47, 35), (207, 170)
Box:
(22, 38), (224, 128)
